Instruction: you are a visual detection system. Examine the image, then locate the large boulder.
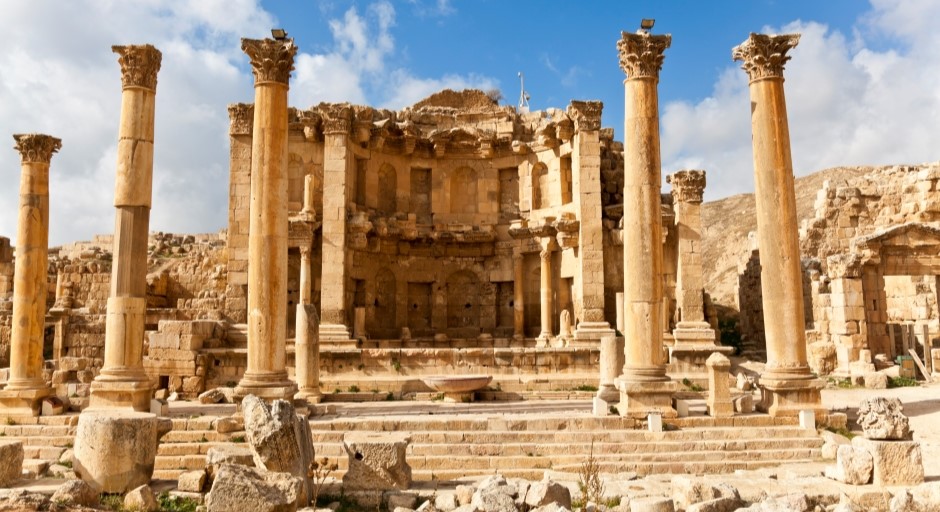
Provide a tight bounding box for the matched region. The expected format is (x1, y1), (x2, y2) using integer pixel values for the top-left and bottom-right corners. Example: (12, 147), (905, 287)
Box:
(856, 397), (911, 440)
(242, 395), (314, 503)
(0, 441), (23, 487)
(342, 432), (412, 491)
(72, 411), (172, 493)
(824, 445), (873, 485)
(205, 463), (303, 512)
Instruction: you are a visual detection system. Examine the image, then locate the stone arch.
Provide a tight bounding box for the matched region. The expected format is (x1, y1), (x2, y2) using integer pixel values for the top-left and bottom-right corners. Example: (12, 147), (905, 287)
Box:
(377, 163), (397, 214)
(373, 267), (397, 338)
(446, 269), (480, 337)
(450, 167), (478, 214)
(532, 162), (549, 210)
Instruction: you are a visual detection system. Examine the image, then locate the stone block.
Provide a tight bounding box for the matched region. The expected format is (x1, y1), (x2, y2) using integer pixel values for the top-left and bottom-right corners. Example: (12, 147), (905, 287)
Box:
(73, 411), (170, 493)
(824, 444), (873, 485)
(205, 445), (254, 479)
(124, 484), (158, 512)
(178, 469), (207, 493)
(205, 463), (302, 512)
(863, 372), (887, 389)
(0, 441), (24, 487)
(852, 437), (924, 486)
(343, 432), (412, 491)
(243, 395), (313, 504)
(524, 480), (571, 509)
(50, 479), (98, 507)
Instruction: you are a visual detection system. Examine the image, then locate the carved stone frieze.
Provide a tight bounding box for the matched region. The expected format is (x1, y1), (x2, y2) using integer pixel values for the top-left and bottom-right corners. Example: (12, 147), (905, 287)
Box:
(732, 33), (800, 82)
(617, 31), (671, 80)
(112, 44), (162, 91)
(667, 170), (707, 204)
(228, 103), (254, 136)
(567, 100), (603, 131)
(13, 133), (62, 164)
(241, 38), (297, 86)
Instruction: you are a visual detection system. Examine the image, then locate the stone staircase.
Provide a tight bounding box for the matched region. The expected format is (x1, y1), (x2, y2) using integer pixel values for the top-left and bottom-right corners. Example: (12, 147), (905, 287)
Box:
(151, 403), (825, 482)
(0, 415), (77, 476)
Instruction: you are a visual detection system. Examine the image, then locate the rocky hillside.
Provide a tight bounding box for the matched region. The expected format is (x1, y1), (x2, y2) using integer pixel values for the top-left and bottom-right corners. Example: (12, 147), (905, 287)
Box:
(701, 166), (876, 312)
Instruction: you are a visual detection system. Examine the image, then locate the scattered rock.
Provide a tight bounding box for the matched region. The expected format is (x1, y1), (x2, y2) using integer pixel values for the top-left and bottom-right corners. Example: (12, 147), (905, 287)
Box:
(686, 496), (741, 512)
(435, 493), (459, 511)
(206, 445), (254, 479)
(342, 432), (412, 491)
(456, 485), (474, 506)
(524, 480), (571, 509)
(0, 441), (23, 487)
(629, 496), (674, 512)
(243, 395), (314, 502)
(205, 463), (303, 512)
(820, 430), (851, 459)
(50, 479), (98, 507)
(758, 492), (812, 512)
(863, 372), (888, 389)
(857, 397), (911, 440)
(199, 388), (227, 404)
(124, 484), (159, 512)
(178, 469), (208, 492)
(671, 476), (721, 510)
(387, 493), (417, 512)
(824, 444), (873, 485)
(216, 416), (244, 434)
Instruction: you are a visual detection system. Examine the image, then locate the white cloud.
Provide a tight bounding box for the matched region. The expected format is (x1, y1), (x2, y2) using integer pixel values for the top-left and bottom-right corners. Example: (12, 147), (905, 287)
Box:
(662, 3), (940, 202)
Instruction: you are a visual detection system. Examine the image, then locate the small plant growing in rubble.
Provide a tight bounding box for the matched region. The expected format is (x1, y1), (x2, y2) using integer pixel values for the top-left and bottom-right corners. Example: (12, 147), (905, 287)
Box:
(577, 440), (605, 507)
(308, 456), (339, 506)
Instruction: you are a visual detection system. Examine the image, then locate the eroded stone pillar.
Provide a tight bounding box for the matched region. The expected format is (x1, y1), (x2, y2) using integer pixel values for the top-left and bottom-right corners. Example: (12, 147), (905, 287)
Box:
(89, 45), (161, 411)
(234, 37), (298, 402)
(536, 241), (554, 347)
(733, 33), (823, 416)
(614, 30), (676, 418)
(0, 134), (60, 416)
(319, 108), (353, 342)
(512, 252), (525, 340)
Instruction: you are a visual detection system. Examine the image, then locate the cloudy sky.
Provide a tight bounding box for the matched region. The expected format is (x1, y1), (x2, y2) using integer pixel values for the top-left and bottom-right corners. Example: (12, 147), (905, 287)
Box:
(0, 0), (938, 245)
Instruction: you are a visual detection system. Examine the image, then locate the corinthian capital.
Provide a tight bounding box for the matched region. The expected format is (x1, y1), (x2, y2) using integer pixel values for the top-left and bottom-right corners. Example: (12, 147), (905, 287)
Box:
(228, 103), (254, 135)
(667, 170), (706, 204)
(242, 38), (297, 86)
(112, 44), (162, 91)
(13, 134), (62, 164)
(732, 33), (800, 82)
(567, 100), (603, 131)
(617, 31), (671, 80)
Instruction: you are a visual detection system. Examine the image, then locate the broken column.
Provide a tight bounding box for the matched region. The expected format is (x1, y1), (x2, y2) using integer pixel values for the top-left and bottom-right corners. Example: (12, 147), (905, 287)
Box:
(614, 29), (677, 418)
(667, 170), (732, 384)
(594, 335), (624, 415)
(294, 301), (321, 404)
(89, 45), (162, 411)
(235, 37), (299, 402)
(733, 33), (823, 416)
(0, 134), (60, 416)
(705, 353), (733, 418)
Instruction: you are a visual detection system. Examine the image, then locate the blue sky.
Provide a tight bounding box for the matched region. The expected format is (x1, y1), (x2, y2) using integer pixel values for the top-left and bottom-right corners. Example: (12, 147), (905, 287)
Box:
(0, 0), (938, 245)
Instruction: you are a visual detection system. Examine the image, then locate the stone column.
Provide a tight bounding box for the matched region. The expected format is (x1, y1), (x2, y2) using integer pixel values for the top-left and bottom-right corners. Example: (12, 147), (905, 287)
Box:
(319, 108), (353, 342)
(568, 100), (616, 343)
(512, 252), (525, 340)
(89, 45), (161, 412)
(733, 33), (823, 416)
(294, 303), (321, 404)
(614, 30), (676, 418)
(234, 37), (298, 402)
(301, 174), (316, 220)
(298, 244), (313, 306)
(593, 335), (624, 415)
(537, 241), (554, 347)
(0, 134), (60, 416)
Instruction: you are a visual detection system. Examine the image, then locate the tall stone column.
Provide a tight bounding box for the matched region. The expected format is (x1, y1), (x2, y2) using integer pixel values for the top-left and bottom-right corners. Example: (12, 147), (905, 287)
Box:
(0, 134), (60, 416)
(536, 241), (554, 347)
(298, 244), (313, 306)
(733, 33), (823, 416)
(614, 30), (676, 418)
(319, 108), (353, 342)
(89, 45), (161, 411)
(234, 37), (298, 402)
(512, 252), (525, 340)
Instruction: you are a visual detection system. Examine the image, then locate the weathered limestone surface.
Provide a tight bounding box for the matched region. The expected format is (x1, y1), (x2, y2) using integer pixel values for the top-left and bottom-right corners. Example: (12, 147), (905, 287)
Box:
(524, 480), (571, 509)
(242, 395), (313, 503)
(852, 436), (924, 486)
(705, 353), (732, 418)
(206, 445), (254, 479)
(343, 432), (412, 491)
(50, 480), (99, 508)
(124, 484), (158, 512)
(0, 440), (24, 487)
(205, 463), (303, 512)
(73, 410), (171, 493)
(857, 396), (911, 440)
(824, 444), (873, 485)
(732, 32), (823, 417)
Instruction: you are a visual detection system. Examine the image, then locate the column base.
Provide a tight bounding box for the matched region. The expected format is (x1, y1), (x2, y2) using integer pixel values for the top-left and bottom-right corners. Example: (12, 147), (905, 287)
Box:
(758, 375), (826, 418)
(0, 386), (53, 417)
(319, 323), (353, 344)
(672, 323), (717, 343)
(295, 388), (323, 404)
(536, 332), (551, 348)
(593, 385), (619, 416)
(88, 378), (153, 412)
(668, 341), (735, 388)
(234, 371), (298, 403)
(573, 322), (616, 345)
(614, 376), (677, 419)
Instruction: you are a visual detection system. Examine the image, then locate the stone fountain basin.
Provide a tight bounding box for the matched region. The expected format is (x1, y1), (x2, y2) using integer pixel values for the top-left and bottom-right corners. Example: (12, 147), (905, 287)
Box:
(421, 375), (493, 394)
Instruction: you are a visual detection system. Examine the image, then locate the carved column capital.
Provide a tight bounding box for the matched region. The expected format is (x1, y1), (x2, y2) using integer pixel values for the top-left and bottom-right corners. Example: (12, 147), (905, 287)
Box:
(667, 170), (707, 204)
(13, 133), (61, 164)
(241, 38), (297, 86)
(618, 31), (671, 80)
(228, 103), (254, 135)
(112, 44), (162, 91)
(540, 248), (552, 261)
(567, 100), (603, 131)
(299, 244), (312, 259)
(732, 33), (800, 83)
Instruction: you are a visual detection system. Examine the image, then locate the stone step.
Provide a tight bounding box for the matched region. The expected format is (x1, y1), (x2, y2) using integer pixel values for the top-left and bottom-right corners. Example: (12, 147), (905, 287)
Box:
(402, 438), (823, 457)
(161, 430), (241, 443)
(0, 415), (78, 427)
(0, 435), (74, 447)
(155, 454), (209, 471)
(0, 424), (74, 436)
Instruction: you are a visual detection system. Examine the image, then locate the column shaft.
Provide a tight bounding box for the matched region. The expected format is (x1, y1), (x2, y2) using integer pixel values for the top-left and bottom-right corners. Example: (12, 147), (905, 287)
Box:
(1, 134), (60, 415)
(537, 246), (553, 345)
(318, 112), (353, 342)
(90, 45), (161, 412)
(513, 253), (525, 339)
(299, 245), (312, 305)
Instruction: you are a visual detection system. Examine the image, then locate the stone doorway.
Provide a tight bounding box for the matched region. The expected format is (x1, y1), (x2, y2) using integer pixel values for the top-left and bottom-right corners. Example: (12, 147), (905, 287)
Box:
(446, 270), (481, 338)
(407, 282), (433, 337)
